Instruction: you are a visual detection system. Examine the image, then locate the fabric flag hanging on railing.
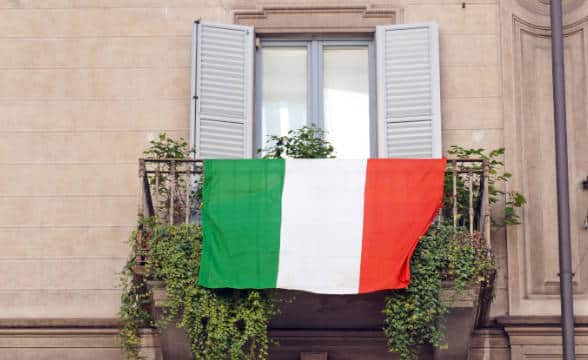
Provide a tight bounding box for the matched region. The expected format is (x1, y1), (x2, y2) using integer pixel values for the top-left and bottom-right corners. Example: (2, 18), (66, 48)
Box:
(198, 158), (446, 294)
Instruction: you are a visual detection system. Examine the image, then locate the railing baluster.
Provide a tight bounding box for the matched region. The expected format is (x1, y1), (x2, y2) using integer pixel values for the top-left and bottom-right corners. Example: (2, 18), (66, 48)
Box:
(483, 160), (491, 249)
(138, 159), (145, 219)
(170, 160), (176, 225)
(185, 164), (191, 224)
(137, 159), (145, 266)
(143, 174), (155, 217)
(154, 165), (160, 218)
(452, 160), (457, 229)
(468, 170), (474, 235)
(136, 157), (491, 254)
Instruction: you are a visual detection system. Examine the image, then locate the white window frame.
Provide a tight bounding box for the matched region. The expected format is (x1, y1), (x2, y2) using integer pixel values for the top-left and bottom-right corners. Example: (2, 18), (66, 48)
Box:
(189, 21), (442, 159)
(254, 38), (377, 157)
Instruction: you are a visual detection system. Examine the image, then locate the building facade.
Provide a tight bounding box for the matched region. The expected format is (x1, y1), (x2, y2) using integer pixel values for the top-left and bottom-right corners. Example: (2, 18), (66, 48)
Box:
(0, 0), (587, 358)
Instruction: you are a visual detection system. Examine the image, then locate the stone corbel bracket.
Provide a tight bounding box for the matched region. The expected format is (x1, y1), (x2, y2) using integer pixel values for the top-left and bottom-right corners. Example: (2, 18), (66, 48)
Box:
(233, 5), (402, 34)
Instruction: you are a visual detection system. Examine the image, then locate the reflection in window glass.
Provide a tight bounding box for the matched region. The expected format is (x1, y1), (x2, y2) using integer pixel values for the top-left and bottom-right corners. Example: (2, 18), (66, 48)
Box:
(261, 47), (307, 143)
(323, 46), (370, 158)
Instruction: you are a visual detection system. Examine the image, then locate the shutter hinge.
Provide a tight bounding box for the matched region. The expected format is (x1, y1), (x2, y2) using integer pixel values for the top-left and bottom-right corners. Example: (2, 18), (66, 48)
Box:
(193, 95), (198, 100)
(255, 37), (261, 49)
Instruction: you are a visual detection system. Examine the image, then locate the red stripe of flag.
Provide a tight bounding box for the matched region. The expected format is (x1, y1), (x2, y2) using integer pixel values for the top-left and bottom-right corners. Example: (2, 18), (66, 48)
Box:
(358, 158), (447, 293)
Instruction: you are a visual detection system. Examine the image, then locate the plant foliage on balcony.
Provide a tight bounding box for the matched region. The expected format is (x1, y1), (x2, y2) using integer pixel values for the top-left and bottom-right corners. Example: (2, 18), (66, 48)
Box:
(258, 124), (335, 159)
(118, 131), (520, 360)
(149, 222), (275, 359)
(383, 225), (494, 359)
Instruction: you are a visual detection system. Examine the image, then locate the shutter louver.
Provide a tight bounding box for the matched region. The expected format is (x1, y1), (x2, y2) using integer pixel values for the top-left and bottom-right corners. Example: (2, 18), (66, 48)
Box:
(376, 23), (442, 158)
(191, 22), (254, 158)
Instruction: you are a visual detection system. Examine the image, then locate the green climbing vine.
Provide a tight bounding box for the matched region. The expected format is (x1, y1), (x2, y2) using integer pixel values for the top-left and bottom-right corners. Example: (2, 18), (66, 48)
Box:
(383, 226), (495, 359)
(119, 133), (286, 360)
(118, 218), (155, 360)
(147, 223), (276, 359)
(383, 145), (523, 359)
(119, 218), (277, 360)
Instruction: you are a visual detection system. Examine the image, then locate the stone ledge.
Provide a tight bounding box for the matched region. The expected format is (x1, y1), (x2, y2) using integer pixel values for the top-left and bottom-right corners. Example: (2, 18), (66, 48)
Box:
(0, 321), (161, 360)
(501, 323), (588, 359)
(504, 326), (588, 346)
(468, 329), (510, 360)
(0, 326), (159, 348)
(469, 329), (510, 349)
(0, 318), (120, 328)
(497, 315), (588, 326)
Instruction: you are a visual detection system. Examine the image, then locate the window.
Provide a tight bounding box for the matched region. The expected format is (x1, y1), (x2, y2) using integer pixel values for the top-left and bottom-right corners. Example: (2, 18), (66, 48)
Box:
(191, 22), (441, 160)
(256, 39), (375, 158)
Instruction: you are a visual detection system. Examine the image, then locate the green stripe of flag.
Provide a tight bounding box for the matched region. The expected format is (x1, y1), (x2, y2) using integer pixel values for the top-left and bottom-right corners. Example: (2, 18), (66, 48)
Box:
(199, 159), (285, 289)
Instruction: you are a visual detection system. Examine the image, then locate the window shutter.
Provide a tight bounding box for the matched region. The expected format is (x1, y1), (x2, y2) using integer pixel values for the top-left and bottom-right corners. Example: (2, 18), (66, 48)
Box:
(191, 21), (254, 158)
(375, 23), (442, 158)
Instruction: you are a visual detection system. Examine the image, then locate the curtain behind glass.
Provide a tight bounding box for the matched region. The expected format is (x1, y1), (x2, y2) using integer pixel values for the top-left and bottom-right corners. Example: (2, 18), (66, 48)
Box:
(323, 46), (370, 159)
(261, 47), (307, 144)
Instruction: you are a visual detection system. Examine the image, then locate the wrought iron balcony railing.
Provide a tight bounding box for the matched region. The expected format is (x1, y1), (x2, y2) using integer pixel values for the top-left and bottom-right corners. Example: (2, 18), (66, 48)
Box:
(136, 158), (491, 264)
(134, 157), (493, 327)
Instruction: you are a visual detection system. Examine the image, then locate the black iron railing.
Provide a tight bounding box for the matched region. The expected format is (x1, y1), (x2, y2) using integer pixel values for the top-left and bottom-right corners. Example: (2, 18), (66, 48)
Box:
(136, 158), (491, 262)
(134, 157), (493, 326)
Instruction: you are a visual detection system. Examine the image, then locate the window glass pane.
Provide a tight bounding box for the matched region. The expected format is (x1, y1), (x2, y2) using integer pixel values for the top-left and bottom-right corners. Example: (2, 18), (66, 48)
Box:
(323, 46), (370, 158)
(261, 47), (307, 144)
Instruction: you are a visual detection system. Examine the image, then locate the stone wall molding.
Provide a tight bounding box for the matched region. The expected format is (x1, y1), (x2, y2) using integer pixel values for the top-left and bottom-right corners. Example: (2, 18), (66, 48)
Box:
(515, 0), (584, 17)
(0, 324), (161, 359)
(501, 0), (588, 316)
(233, 5), (401, 34)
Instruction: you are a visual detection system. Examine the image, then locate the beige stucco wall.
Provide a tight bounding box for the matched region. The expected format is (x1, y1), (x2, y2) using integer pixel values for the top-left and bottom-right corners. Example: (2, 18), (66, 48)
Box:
(7, 1), (588, 359)
(1, 0), (222, 320)
(0, 0), (505, 322)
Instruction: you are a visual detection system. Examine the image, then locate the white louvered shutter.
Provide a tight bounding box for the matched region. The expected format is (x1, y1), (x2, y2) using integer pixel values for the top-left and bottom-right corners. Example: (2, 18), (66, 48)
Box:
(190, 21), (254, 158)
(375, 23), (442, 158)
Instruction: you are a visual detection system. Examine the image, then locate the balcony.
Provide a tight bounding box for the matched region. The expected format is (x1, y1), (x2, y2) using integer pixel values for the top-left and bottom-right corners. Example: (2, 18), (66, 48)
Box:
(133, 158), (492, 360)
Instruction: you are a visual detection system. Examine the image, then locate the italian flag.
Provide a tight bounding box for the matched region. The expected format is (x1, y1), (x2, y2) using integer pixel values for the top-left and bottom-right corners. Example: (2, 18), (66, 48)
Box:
(199, 158), (446, 294)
